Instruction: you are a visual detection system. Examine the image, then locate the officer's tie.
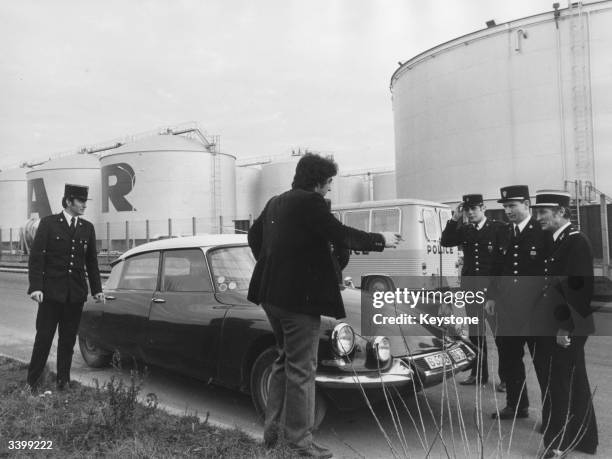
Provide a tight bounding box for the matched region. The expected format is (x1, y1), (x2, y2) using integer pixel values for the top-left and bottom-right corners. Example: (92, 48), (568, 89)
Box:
(70, 217), (76, 235)
(513, 224), (519, 239)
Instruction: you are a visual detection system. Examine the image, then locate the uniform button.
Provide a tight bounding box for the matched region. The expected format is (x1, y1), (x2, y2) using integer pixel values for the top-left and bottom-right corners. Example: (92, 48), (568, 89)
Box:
(544, 268), (548, 273)
(513, 262), (518, 266)
(513, 271), (518, 274)
(475, 249), (479, 253)
(475, 243), (479, 247)
(475, 255), (479, 258)
(514, 254), (518, 257)
(514, 245), (518, 249)
(72, 240), (75, 243)
(71, 254), (74, 258)
(513, 278), (518, 283)
(543, 293), (547, 297)
(475, 262), (479, 265)
(56, 236), (60, 240)
(475, 268), (480, 272)
(68, 269), (72, 273)
(551, 258), (555, 262)
(70, 262), (73, 266)
(544, 260), (548, 263)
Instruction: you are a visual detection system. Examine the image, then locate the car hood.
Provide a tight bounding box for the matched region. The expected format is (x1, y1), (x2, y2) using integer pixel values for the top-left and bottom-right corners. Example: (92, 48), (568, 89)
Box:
(339, 287), (445, 357)
(215, 288), (446, 357)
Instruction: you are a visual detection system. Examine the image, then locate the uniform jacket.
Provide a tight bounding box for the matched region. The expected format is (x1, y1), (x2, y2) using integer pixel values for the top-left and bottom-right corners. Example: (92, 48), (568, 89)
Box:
(532, 225), (595, 336)
(247, 188), (385, 319)
(441, 218), (507, 290)
(488, 216), (552, 334)
(28, 213), (102, 304)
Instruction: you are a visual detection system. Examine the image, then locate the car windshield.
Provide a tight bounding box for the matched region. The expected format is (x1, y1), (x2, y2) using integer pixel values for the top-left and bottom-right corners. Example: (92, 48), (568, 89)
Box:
(207, 245), (255, 293)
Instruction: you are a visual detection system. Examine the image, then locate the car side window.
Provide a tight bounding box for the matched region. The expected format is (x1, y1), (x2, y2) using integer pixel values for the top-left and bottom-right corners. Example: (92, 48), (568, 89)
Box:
(104, 260), (124, 290)
(117, 252), (160, 291)
(208, 246), (255, 292)
(162, 249), (213, 292)
(422, 208), (441, 241)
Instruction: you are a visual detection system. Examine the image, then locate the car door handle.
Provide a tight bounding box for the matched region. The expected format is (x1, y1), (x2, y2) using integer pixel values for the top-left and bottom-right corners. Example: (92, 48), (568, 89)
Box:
(105, 295), (116, 300)
(152, 298), (166, 303)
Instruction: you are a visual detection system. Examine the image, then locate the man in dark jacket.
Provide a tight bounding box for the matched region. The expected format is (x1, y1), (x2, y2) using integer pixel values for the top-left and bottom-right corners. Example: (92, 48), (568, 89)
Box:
(485, 185), (551, 420)
(247, 154), (399, 458)
(532, 190), (597, 457)
(441, 193), (507, 386)
(27, 184), (104, 391)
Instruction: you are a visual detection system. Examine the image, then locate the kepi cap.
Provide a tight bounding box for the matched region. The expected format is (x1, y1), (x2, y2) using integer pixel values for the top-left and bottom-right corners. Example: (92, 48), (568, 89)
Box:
(497, 185), (530, 203)
(531, 190), (571, 208)
(462, 194), (483, 207)
(64, 184), (90, 201)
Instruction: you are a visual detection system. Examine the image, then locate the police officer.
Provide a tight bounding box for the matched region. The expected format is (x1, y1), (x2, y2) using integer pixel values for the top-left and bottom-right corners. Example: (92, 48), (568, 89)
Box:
(532, 190), (598, 456)
(485, 185), (551, 420)
(27, 184), (104, 391)
(441, 194), (507, 386)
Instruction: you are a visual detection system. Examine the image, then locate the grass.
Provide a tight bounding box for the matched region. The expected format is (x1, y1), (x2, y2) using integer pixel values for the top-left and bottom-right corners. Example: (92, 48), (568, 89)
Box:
(0, 356), (300, 458)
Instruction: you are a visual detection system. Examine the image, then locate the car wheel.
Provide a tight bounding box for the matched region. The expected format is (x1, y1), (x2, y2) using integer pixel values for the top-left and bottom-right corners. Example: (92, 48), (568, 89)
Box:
(78, 335), (112, 368)
(250, 346), (328, 430)
(365, 276), (393, 293)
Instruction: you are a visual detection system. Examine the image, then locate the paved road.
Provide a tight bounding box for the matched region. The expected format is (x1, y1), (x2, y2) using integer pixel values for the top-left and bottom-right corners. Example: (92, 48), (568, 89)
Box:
(1, 271), (610, 458)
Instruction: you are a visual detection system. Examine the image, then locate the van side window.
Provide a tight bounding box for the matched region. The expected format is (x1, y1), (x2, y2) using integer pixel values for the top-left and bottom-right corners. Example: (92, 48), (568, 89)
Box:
(422, 208), (440, 241)
(344, 210), (369, 231)
(372, 208), (400, 233)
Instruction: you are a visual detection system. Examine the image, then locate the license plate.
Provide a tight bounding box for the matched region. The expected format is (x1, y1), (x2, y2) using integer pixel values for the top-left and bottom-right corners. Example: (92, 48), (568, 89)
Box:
(448, 347), (466, 362)
(424, 352), (452, 369)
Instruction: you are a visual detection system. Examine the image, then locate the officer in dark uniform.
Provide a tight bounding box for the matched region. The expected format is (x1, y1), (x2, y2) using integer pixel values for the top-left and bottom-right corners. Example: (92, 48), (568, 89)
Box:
(485, 185), (551, 420)
(27, 184), (104, 391)
(531, 190), (598, 457)
(441, 194), (507, 386)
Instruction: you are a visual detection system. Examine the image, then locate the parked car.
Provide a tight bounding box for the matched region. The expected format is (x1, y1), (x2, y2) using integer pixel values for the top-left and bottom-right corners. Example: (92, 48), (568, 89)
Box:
(78, 235), (475, 425)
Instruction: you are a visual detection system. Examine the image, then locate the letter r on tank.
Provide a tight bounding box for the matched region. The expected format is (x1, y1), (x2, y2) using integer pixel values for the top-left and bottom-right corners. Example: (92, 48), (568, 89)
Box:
(102, 163), (135, 212)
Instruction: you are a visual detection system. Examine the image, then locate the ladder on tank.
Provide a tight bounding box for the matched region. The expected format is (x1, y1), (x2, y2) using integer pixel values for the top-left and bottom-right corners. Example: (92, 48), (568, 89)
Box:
(569, 1), (595, 183)
(210, 149), (223, 233)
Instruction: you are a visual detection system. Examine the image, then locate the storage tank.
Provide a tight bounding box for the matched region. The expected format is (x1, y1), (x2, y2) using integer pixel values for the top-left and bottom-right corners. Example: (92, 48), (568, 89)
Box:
(0, 167), (28, 230)
(372, 172), (397, 201)
(26, 154), (101, 225)
(391, 1), (612, 204)
(100, 135), (236, 240)
(236, 165), (262, 220)
(329, 175), (368, 205)
(257, 157), (300, 210)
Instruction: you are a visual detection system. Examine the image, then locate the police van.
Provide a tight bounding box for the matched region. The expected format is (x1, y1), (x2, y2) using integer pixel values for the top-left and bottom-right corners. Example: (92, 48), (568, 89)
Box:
(331, 198), (460, 291)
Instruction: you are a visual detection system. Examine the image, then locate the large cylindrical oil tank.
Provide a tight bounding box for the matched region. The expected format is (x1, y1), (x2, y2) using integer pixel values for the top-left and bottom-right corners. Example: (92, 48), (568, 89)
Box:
(99, 135), (236, 240)
(26, 154), (101, 225)
(391, 1), (612, 204)
(257, 157), (300, 211)
(236, 165), (262, 220)
(0, 167), (28, 230)
(329, 175), (368, 205)
(372, 172), (396, 201)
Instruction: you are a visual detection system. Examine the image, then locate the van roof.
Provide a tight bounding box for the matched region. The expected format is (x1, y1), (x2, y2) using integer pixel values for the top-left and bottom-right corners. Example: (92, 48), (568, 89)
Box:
(331, 198), (449, 210)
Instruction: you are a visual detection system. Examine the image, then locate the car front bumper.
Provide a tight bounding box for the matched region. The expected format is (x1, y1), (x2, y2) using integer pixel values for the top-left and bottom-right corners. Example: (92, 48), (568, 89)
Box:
(315, 358), (414, 389)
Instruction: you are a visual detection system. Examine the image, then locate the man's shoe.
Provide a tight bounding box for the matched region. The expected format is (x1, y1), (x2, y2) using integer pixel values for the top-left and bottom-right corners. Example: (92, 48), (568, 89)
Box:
(491, 406), (529, 420)
(56, 380), (76, 391)
(459, 375), (488, 386)
(289, 443), (333, 458)
(495, 381), (506, 392)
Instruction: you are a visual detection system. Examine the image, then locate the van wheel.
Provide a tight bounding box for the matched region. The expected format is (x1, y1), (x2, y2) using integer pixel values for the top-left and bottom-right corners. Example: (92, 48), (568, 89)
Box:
(78, 335), (112, 368)
(250, 346), (328, 430)
(365, 276), (393, 293)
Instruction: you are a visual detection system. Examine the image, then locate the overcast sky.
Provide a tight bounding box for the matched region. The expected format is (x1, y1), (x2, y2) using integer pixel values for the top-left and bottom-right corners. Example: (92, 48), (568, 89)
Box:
(1, 0), (559, 172)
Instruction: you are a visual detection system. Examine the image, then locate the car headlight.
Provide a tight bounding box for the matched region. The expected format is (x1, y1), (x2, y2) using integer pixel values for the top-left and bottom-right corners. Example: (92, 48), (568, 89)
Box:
(373, 336), (391, 363)
(331, 323), (355, 356)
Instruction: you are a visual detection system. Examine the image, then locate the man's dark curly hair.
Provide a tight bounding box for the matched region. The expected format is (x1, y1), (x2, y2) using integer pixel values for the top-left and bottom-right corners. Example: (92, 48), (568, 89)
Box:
(291, 153), (338, 190)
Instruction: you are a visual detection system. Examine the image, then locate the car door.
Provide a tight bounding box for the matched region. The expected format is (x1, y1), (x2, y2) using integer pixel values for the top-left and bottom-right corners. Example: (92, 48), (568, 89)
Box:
(143, 248), (228, 379)
(102, 251), (160, 358)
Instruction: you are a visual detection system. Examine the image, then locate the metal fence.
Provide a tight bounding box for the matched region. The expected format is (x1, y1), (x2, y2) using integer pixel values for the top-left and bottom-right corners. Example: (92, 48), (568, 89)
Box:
(0, 215), (251, 264)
